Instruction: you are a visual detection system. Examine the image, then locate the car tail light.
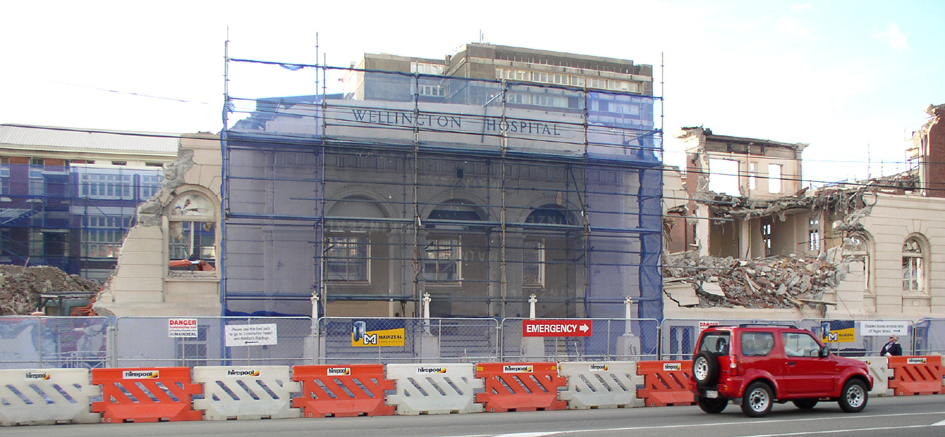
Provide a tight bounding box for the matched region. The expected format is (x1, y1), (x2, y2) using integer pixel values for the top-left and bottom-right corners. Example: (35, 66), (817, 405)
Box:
(730, 357), (739, 375)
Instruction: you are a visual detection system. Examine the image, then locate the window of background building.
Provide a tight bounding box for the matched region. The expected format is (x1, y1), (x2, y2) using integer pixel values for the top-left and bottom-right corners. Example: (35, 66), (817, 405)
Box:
(81, 173), (133, 199)
(82, 216), (130, 258)
(523, 239), (545, 287)
(423, 238), (460, 282)
(325, 235), (369, 282)
(0, 228), (8, 257)
(139, 174), (163, 199)
(768, 164), (782, 194)
(902, 237), (926, 293)
(0, 165), (8, 195)
(410, 62), (444, 75)
(29, 159), (44, 195)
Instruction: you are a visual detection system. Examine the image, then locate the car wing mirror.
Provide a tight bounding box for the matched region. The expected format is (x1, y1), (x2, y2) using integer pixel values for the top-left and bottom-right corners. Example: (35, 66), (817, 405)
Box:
(819, 347), (829, 358)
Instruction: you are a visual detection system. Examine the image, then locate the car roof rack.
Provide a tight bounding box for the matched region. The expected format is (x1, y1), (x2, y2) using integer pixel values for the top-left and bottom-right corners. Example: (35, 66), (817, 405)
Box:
(737, 323), (799, 328)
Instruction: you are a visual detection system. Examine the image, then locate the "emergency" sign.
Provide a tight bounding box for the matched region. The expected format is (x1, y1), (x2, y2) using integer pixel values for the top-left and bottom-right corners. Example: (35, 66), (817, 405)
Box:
(522, 320), (593, 337)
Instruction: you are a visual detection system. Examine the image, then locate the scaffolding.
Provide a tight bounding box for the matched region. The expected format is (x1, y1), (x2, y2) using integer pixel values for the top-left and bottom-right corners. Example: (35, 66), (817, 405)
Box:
(0, 163), (163, 282)
(222, 58), (663, 320)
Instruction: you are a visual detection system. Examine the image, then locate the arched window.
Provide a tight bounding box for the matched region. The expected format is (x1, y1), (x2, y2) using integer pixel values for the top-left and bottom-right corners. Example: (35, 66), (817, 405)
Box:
(324, 196), (383, 283)
(422, 200), (483, 282)
(167, 191), (216, 272)
(902, 237), (926, 293)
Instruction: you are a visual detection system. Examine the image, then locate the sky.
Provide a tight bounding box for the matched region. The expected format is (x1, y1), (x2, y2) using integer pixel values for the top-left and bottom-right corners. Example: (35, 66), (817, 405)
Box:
(2, 0), (943, 185)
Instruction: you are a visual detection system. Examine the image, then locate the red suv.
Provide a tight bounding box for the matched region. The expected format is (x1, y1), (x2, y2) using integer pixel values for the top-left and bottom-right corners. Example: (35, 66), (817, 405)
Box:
(690, 324), (873, 417)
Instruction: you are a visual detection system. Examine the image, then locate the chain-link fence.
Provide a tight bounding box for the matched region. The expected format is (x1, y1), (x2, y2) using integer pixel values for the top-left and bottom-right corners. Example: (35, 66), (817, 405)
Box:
(0, 316), (110, 369)
(658, 319), (781, 361)
(316, 317), (499, 364)
(914, 318), (945, 355)
(797, 319), (915, 357)
(500, 318), (660, 362)
(1, 315), (934, 368)
(112, 316), (314, 367)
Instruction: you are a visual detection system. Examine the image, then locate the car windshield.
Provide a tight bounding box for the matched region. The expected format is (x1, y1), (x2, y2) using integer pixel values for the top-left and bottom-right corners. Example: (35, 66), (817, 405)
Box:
(700, 332), (731, 354)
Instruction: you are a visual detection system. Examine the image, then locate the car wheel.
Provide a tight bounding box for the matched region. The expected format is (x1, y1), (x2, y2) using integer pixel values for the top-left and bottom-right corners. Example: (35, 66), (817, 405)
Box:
(693, 351), (719, 386)
(793, 399), (818, 409)
(741, 382), (773, 417)
(838, 379), (868, 413)
(698, 396), (728, 414)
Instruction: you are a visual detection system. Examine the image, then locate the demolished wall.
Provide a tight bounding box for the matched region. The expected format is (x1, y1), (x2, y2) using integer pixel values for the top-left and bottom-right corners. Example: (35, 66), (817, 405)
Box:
(664, 252), (837, 310)
(92, 134), (222, 317)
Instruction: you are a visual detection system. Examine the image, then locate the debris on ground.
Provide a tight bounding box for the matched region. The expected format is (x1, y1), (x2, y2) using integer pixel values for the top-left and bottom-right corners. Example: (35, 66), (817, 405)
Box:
(0, 266), (101, 315)
(663, 253), (837, 309)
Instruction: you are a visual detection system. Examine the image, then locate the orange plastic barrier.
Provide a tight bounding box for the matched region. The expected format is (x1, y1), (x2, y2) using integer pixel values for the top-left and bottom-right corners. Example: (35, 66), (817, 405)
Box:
(90, 367), (202, 423)
(888, 356), (943, 396)
(291, 364), (394, 417)
(636, 361), (696, 407)
(475, 362), (566, 413)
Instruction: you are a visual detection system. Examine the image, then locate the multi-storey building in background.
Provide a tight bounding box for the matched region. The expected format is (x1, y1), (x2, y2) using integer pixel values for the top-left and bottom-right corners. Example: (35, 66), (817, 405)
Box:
(0, 124), (176, 282)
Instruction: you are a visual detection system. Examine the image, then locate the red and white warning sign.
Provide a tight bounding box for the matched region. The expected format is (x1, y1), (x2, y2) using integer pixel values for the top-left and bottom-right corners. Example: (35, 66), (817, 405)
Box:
(168, 318), (198, 338)
(699, 321), (719, 332)
(522, 320), (593, 337)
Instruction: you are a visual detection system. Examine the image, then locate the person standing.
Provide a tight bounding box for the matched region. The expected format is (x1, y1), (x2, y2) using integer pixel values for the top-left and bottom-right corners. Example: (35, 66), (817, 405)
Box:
(880, 335), (903, 356)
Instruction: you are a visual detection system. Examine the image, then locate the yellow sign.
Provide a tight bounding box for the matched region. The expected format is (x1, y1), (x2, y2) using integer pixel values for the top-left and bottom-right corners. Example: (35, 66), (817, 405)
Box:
(821, 327), (855, 343)
(351, 327), (405, 347)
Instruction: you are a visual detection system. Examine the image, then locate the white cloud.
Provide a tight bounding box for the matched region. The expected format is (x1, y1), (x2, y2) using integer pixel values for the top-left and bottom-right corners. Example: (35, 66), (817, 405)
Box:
(791, 3), (811, 13)
(776, 17), (813, 39)
(875, 23), (909, 51)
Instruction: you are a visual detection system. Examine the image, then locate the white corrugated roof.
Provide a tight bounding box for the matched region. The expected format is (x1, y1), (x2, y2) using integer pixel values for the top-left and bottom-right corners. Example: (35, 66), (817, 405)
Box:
(0, 124), (181, 155)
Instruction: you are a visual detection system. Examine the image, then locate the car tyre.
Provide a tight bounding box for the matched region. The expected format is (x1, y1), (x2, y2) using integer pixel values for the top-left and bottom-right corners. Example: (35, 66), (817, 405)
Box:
(838, 379), (868, 413)
(693, 351), (719, 386)
(698, 396), (728, 414)
(741, 382), (773, 417)
(792, 399), (818, 409)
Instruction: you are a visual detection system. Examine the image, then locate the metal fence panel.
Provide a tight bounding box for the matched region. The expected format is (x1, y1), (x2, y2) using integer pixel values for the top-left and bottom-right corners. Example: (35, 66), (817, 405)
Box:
(797, 319), (915, 357)
(913, 318), (945, 355)
(0, 316), (110, 369)
(658, 318), (782, 361)
(500, 318), (660, 362)
(113, 316), (314, 367)
(317, 317), (499, 364)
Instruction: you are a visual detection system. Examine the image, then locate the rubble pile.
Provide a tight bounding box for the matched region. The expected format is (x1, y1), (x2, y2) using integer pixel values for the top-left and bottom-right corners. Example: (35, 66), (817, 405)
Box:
(664, 253), (838, 309)
(0, 266), (100, 315)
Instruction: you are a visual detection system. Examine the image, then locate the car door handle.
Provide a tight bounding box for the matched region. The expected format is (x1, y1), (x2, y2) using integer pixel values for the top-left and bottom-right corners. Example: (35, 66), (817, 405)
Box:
(788, 362), (795, 365)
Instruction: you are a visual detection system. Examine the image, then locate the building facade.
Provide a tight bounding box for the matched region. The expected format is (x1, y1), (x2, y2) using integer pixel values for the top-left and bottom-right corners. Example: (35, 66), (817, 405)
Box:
(96, 43), (664, 321)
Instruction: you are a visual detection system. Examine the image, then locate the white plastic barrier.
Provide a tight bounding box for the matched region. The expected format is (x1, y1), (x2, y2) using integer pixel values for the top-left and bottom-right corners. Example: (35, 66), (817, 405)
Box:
(0, 368), (101, 426)
(193, 366), (301, 420)
(386, 363), (483, 415)
(854, 357), (893, 397)
(559, 361), (643, 409)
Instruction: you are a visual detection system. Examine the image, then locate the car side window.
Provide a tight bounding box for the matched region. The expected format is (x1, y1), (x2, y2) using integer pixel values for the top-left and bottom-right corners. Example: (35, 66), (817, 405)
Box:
(741, 332), (775, 357)
(782, 332), (821, 357)
(700, 332), (730, 355)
